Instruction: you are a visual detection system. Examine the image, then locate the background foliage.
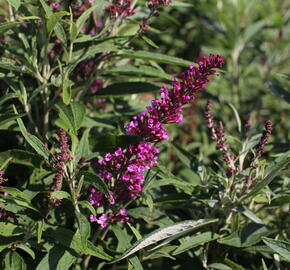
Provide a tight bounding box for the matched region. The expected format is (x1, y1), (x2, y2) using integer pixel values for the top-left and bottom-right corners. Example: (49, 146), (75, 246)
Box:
(0, 0), (289, 269)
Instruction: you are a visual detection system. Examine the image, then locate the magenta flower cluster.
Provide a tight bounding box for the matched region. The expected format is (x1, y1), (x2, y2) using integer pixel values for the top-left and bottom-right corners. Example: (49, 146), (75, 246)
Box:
(89, 142), (159, 227)
(105, 0), (135, 18)
(125, 54), (225, 143)
(90, 54), (224, 227)
(148, 0), (172, 9)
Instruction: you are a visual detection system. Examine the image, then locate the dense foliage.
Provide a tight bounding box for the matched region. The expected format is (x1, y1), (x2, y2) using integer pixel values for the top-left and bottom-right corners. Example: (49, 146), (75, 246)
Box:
(0, 0), (289, 269)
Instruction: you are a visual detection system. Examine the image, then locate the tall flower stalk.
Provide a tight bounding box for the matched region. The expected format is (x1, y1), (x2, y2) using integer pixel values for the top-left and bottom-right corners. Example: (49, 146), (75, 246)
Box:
(89, 54), (225, 227)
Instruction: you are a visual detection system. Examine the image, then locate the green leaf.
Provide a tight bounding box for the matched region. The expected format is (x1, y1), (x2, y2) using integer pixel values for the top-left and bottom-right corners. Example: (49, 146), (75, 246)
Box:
(94, 82), (161, 97)
(4, 251), (26, 270)
(242, 245), (274, 254)
(85, 241), (113, 261)
(47, 11), (69, 33)
(119, 50), (193, 67)
(104, 65), (172, 80)
(128, 256), (143, 270)
(35, 245), (77, 270)
(245, 151), (290, 199)
(0, 222), (25, 236)
(0, 58), (31, 74)
(62, 79), (73, 105)
(208, 263), (232, 270)
(14, 107), (49, 159)
(141, 35), (159, 48)
(0, 21), (24, 32)
(234, 206), (264, 224)
(74, 129), (91, 165)
(39, 0), (52, 16)
(223, 258), (247, 270)
(267, 78), (290, 103)
(0, 235), (23, 253)
(243, 19), (267, 44)
(80, 171), (110, 198)
(109, 219), (218, 264)
(75, 212), (91, 250)
(37, 220), (44, 244)
(262, 237), (290, 262)
(16, 244), (35, 259)
(94, 133), (143, 153)
(144, 245), (177, 260)
(0, 149), (43, 168)
(172, 232), (219, 255)
(79, 200), (96, 216)
(271, 194), (290, 205)
(76, 1), (107, 35)
(56, 102), (86, 134)
(71, 102), (86, 131)
(2, 187), (31, 202)
(45, 226), (82, 253)
(50, 191), (71, 200)
(228, 103), (242, 133)
(169, 0), (193, 7)
(0, 93), (20, 106)
(262, 259), (269, 270)
(218, 223), (271, 248)
(7, 0), (21, 10)
(111, 224), (131, 251)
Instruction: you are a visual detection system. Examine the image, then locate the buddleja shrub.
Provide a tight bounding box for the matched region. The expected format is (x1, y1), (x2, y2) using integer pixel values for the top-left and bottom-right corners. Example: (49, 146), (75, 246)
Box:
(0, 0), (289, 269)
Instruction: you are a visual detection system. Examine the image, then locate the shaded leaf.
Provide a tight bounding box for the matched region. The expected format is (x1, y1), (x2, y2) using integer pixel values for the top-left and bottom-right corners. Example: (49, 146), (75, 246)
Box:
(267, 78), (290, 103)
(94, 133), (143, 153)
(14, 107), (49, 159)
(218, 223), (271, 248)
(104, 65), (172, 80)
(172, 231), (219, 255)
(109, 219), (218, 263)
(119, 50), (193, 67)
(47, 11), (69, 33)
(0, 113), (26, 127)
(94, 82), (161, 97)
(4, 251), (26, 270)
(35, 245), (77, 270)
(262, 237), (290, 262)
(80, 171), (110, 197)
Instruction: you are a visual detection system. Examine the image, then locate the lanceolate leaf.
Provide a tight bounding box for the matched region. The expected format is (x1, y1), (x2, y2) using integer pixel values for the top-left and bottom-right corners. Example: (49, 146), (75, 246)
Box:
(172, 232), (219, 255)
(267, 78), (290, 103)
(104, 65), (172, 80)
(4, 251), (26, 270)
(56, 102), (86, 134)
(94, 82), (161, 97)
(0, 21), (24, 32)
(119, 50), (193, 67)
(262, 237), (290, 262)
(47, 11), (69, 33)
(14, 107), (49, 159)
(245, 151), (290, 199)
(35, 245), (77, 270)
(76, 1), (107, 35)
(218, 223), (271, 248)
(109, 219), (218, 263)
(0, 113), (26, 127)
(74, 129), (91, 165)
(80, 171), (110, 197)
